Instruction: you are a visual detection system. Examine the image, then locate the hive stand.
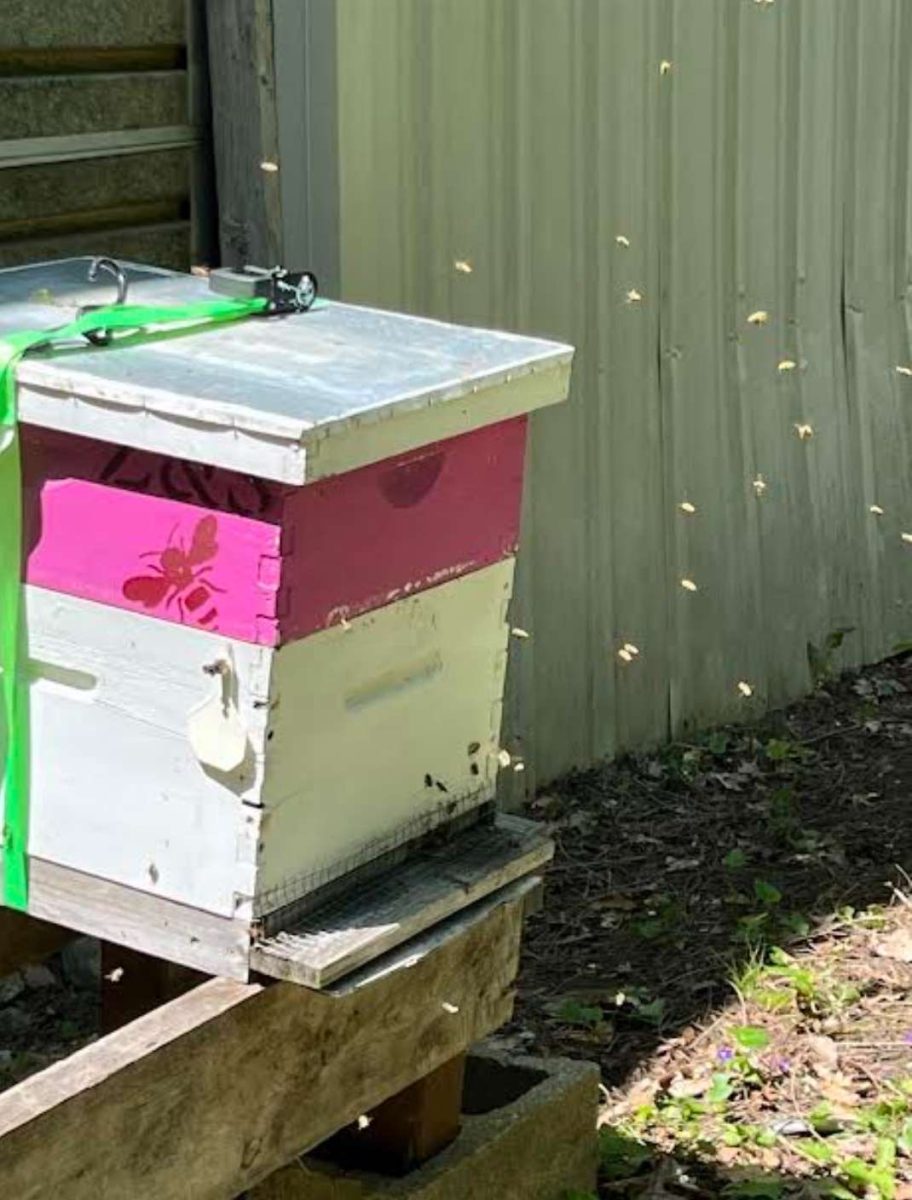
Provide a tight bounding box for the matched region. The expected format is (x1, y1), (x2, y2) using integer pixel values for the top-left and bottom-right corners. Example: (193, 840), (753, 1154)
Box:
(0, 862), (546, 1198)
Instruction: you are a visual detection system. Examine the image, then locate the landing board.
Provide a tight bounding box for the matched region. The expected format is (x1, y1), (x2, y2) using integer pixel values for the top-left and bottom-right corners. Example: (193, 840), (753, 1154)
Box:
(250, 814), (553, 987)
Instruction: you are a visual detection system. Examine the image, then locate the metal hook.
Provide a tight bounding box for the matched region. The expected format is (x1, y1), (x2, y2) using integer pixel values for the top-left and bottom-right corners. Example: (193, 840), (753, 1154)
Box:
(79, 257), (129, 345)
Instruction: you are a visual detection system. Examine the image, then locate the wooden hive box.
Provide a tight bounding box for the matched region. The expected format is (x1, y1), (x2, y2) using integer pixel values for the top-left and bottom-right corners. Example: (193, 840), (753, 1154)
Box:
(0, 258), (572, 978)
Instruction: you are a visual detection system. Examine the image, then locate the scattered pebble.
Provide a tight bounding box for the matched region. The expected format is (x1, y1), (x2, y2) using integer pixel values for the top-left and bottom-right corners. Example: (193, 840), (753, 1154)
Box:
(59, 938), (100, 991)
(23, 964), (57, 990)
(0, 973), (24, 1006)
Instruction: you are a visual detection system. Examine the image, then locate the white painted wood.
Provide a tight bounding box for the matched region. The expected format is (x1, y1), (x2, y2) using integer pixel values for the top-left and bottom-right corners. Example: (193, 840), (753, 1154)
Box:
(0, 259), (572, 483)
(18, 563), (515, 938)
(251, 814), (553, 987)
(27, 856), (251, 979)
(256, 559), (515, 914)
(23, 586), (270, 919)
(303, 359), (572, 480)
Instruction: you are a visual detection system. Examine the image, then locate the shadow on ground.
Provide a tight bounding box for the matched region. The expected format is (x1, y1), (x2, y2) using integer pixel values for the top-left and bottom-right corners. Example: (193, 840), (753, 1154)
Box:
(507, 652), (912, 1198)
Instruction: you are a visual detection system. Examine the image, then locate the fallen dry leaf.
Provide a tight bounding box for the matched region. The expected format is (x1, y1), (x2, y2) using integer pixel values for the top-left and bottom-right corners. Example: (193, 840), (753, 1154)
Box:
(624, 1077), (660, 1109)
(668, 1073), (712, 1100)
(874, 928), (912, 963)
(817, 1075), (862, 1109)
(807, 1034), (840, 1068)
(597, 893), (639, 912)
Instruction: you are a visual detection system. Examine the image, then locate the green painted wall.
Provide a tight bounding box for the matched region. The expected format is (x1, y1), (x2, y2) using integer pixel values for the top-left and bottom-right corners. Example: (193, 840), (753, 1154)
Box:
(322, 0), (912, 788)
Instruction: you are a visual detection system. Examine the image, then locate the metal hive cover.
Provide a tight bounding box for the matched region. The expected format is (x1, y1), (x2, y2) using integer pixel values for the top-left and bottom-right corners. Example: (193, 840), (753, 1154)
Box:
(0, 258), (573, 483)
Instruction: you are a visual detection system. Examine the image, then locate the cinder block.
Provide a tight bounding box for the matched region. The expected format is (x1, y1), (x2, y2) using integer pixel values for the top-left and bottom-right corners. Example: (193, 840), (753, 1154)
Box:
(249, 1049), (599, 1200)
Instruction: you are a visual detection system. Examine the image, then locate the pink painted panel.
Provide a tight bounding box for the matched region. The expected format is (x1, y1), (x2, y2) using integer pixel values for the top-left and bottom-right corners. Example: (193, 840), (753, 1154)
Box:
(22, 477), (282, 646)
(19, 416), (527, 646)
(277, 416), (527, 639)
(22, 426), (285, 520)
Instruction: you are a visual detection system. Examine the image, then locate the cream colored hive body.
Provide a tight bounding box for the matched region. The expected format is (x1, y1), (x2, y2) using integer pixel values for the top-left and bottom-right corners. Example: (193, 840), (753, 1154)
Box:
(0, 259), (572, 979)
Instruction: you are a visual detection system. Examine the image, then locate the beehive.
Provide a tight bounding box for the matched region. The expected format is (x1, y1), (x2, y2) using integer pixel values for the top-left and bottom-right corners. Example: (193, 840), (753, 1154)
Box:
(0, 259), (572, 977)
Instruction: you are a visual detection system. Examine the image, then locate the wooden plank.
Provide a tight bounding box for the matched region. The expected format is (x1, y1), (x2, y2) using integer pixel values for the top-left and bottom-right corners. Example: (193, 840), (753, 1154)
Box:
(0, 199), (185, 244)
(22, 415), (522, 646)
(252, 814), (552, 987)
(186, 0), (220, 267)
(0, 150), (189, 224)
(24, 586), (268, 920)
(0, 910), (71, 978)
(0, 222), (192, 271)
(0, 73), (189, 142)
(0, 46), (186, 76)
(27, 856), (250, 980)
(0, 883), (526, 1200)
(0, 0), (187, 48)
(0, 127), (198, 169)
(318, 1053), (466, 1174)
(205, 0), (283, 266)
(257, 561), (514, 914)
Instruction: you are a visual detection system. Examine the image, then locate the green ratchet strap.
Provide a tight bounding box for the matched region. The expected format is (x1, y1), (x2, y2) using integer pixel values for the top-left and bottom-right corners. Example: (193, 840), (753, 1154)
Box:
(0, 293), (267, 910)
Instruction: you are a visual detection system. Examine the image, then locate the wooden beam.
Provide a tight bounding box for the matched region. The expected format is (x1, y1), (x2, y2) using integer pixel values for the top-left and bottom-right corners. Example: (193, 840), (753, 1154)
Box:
(0, 198), (186, 244)
(0, 884), (528, 1199)
(0, 910), (71, 978)
(27, 856), (250, 981)
(318, 1053), (466, 1174)
(205, 0), (283, 266)
(0, 46), (186, 76)
(0, 126), (199, 169)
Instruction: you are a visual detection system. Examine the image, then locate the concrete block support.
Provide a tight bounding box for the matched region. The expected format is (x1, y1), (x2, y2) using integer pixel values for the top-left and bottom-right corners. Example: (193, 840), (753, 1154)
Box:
(250, 1050), (599, 1200)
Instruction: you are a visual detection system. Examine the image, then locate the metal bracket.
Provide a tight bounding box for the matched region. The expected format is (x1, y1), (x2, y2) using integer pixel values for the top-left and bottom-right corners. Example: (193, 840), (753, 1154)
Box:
(208, 264), (319, 315)
(78, 257), (129, 345)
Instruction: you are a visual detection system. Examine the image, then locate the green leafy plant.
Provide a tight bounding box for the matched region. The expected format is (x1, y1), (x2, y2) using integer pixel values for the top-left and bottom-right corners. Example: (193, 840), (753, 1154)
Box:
(633, 894), (683, 942)
(732, 1025), (770, 1051)
(598, 1128), (653, 1180)
(554, 999), (605, 1029)
(753, 880), (782, 907)
(764, 737), (803, 764)
(724, 847), (748, 870)
(807, 626), (855, 686)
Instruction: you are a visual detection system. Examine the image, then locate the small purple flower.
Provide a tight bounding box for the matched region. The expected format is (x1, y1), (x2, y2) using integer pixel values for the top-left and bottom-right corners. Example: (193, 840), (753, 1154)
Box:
(903, 1030), (912, 1046)
(717, 1046), (734, 1064)
(774, 1056), (792, 1075)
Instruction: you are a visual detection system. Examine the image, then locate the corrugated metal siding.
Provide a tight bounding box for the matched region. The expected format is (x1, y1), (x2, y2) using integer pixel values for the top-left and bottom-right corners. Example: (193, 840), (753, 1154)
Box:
(325, 0), (912, 790)
(0, 0), (212, 269)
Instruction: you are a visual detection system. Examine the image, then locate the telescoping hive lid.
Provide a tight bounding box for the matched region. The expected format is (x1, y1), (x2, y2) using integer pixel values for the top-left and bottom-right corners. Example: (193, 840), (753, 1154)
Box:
(0, 259), (574, 484)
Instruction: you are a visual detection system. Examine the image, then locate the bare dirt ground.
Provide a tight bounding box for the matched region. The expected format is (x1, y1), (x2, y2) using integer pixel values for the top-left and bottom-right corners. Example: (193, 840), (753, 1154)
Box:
(503, 651), (912, 1199)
